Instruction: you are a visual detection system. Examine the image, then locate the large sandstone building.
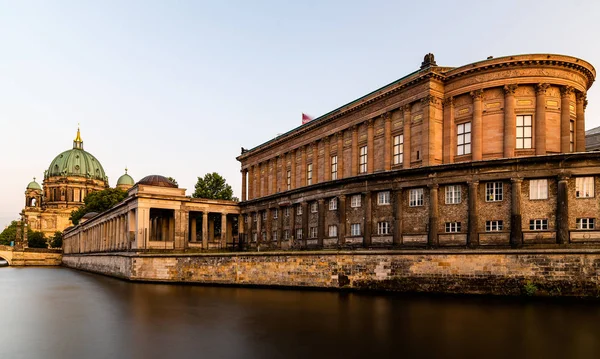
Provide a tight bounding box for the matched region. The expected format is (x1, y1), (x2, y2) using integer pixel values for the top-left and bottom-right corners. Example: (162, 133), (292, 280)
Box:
(236, 53), (598, 249)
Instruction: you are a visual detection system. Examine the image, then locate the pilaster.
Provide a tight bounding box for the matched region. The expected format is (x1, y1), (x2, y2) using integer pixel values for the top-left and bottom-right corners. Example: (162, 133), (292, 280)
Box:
(468, 181), (479, 248)
(470, 90), (483, 161)
(442, 97), (455, 163)
(560, 86), (574, 153)
(576, 92), (586, 152)
(402, 104), (411, 169)
(535, 83), (549, 155)
(510, 178), (523, 248)
(504, 84), (517, 157)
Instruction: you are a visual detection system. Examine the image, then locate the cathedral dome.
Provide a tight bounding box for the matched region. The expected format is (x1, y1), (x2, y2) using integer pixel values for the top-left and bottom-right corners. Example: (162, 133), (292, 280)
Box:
(27, 178), (41, 190)
(117, 169), (135, 186)
(46, 128), (107, 182)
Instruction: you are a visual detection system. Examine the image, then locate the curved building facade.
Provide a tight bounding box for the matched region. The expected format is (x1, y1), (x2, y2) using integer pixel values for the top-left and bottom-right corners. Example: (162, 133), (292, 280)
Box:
(237, 53), (599, 249)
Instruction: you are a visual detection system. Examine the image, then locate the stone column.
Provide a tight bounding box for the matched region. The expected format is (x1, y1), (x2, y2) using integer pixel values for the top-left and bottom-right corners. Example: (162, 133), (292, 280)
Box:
(277, 205), (283, 248)
(238, 214), (244, 247)
(317, 199), (325, 247)
(556, 175), (570, 245)
(221, 213), (227, 248)
(421, 95), (438, 166)
(510, 178), (523, 248)
(468, 181), (479, 248)
(535, 83), (549, 155)
(428, 184), (439, 248)
(351, 125), (358, 176)
(248, 166), (254, 200)
(278, 154), (284, 192)
(202, 211), (208, 249)
(241, 169), (247, 201)
(443, 97), (455, 164)
(301, 146), (307, 186)
(367, 119), (374, 173)
(271, 158), (277, 195)
(393, 189), (402, 245)
(256, 211), (262, 246)
(290, 149), (296, 190)
(336, 131), (344, 179)
(311, 142), (318, 184)
(190, 214), (197, 242)
(560, 86), (574, 153)
(576, 92), (587, 152)
(503, 84), (517, 158)
(403, 104), (411, 169)
(301, 202), (308, 247)
(471, 89), (483, 161)
(265, 208), (271, 243)
(260, 162), (266, 198)
(324, 136), (331, 181)
(383, 113), (392, 171)
(290, 206), (296, 244)
(339, 195), (346, 245)
(364, 191), (372, 247)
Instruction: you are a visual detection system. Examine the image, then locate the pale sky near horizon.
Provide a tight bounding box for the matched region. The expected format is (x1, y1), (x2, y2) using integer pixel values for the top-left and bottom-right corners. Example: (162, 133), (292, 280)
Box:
(1, 0), (600, 228)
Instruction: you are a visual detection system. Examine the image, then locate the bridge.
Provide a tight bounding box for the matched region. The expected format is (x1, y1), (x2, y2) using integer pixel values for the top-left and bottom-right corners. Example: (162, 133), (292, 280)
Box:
(0, 245), (62, 266)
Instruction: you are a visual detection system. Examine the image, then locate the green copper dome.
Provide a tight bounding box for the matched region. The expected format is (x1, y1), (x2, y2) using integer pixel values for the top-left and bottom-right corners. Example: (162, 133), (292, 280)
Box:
(46, 128), (107, 182)
(27, 178), (41, 190)
(117, 169), (134, 186)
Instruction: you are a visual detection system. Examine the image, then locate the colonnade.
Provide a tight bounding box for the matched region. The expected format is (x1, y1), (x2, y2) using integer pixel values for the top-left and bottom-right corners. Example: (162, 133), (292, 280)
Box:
(65, 212), (130, 254)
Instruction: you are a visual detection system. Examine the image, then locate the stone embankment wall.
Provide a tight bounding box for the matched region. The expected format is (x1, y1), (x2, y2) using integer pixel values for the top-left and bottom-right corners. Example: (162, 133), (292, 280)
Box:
(62, 250), (600, 297)
(1, 248), (63, 266)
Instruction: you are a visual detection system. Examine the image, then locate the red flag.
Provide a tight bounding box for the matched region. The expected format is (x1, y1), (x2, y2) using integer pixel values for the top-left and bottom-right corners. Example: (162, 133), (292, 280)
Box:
(302, 113), (313, 124)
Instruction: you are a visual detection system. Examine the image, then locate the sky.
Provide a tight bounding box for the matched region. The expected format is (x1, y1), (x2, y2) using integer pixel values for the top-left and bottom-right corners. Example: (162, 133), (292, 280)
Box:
(1, 0), (600, 228)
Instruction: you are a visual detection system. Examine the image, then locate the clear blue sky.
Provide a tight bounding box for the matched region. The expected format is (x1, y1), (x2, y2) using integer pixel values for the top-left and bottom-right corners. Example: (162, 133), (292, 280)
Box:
(1, 0), (600, 228)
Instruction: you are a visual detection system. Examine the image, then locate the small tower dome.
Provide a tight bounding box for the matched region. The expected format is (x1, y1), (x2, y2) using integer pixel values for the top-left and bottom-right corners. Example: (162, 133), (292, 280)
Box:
(116, 168), (135, 191)
(27, 177), (41, 190)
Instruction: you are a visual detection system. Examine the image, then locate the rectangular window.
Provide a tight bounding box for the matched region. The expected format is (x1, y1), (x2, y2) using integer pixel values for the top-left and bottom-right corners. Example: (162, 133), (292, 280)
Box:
(529, 219), (548, 231)
(378, 191), (390, 205)
(273, 209), (278, 219)
(329, 198), (337, 210)
(253, 213), (257, 222)
(377, 221), (390, 235)
(296, 228), (303, 240)
(309, 227), (317, 238)
(393, 134), (404, 164)
(272, 231), (278, 241)
(331, 155), (338, 180)
(328, 225), (337, 237)
(284, 230), (289, 240)
(310, 202), (318, 213)
(252, 233), (257, 242)
(286, 170), (291, 190)
(409, 188), (424, 207)
(359, 146), (367, 173)
(529, 179), (548, 200)
(351, 223), (361, 236)
(570, 120), (575, 152)
(516, 115), (533, 149)
(576, 177), (594, 198)
(307, 163), (313, 185)
(577, 218), (595, 230)
(445, 222), (461, 233)
(244, 215), (248, 223)
(457, 122), (472, 155)
(351, 194), (361, 208)
(485, 220), (504, 231)
(445, 185), (461, 204)
(261, 232), (266, 241)
(297, 205), (303, 215)
(262, 211), (267, 220)
(486, 182), (503, 202)
(284, 207), (290, 217)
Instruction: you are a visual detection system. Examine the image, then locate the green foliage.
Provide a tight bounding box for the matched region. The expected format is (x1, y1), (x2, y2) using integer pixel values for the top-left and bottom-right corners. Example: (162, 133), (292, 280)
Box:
(192, 172), (233, 200)
(70, 188), (128, 225)
(523, 281), (538, 296)
(0, 221), (19, 246)
(50, 231), (63, 248)
(167, 177), (178, 186)
(28, 231), (47, 248)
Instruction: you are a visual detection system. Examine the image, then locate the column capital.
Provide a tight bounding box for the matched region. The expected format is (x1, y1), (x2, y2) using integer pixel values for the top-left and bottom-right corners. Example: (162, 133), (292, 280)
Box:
(322, 135), (330, 144)
(339, 194), (346, 199)
(427, 183), (439, 189)
(557, 174), (571, 182)
(442, 96), (454, 107)
(402, 103), (411, 113)
(311, 141), (318, 149)
(576, 91), (587, 103)
(336, 131), (344, 140)
(381, 111), (391, 121)
(468, 180), (480, 186)
(420, 94), (438, 105)
(470, 89), (484, 100)
(560, 85), (574, 98)
(510, 177), (523, 184)
(351, 124), (358, 132)
(317, 198), (325, 204)
(503, 84), (518, 95)
(535, 83), (550, 95)
(366, 119), (374, 128)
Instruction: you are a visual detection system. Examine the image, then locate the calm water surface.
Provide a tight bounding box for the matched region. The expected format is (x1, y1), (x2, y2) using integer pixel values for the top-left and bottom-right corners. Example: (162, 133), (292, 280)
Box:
(0, 267), (599, 359)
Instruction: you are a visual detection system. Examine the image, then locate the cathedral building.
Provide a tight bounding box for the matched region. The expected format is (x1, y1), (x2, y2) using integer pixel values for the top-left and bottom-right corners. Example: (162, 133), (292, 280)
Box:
(237, 53), (600, 249)
(22, 129), (133, 237)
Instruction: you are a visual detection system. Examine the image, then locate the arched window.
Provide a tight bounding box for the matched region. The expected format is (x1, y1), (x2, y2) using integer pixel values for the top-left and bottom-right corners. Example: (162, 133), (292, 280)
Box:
(30, 198), (37, 207)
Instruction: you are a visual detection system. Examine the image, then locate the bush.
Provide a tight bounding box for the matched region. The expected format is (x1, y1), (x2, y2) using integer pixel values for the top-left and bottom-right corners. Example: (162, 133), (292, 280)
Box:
(50, 231), (63, 248)
(28, 231), (47, 248)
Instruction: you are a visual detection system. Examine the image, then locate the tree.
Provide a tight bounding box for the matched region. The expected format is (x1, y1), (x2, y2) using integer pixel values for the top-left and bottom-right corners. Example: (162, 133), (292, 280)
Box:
(70, 188), (128, 225)
(0, 221), (19, 246)
(167, 177), (178, 186)
(192, 172), (233, 200)
(49, 231), (63, 248)
(28, 231), (47, 248)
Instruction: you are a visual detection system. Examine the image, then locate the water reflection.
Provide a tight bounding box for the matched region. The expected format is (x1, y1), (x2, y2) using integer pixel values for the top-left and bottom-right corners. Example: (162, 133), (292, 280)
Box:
(0, 267), (599, 359)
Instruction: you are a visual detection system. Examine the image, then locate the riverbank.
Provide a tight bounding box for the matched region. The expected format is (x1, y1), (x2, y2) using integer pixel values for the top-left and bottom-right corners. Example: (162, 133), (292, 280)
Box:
(62, 249), (600, 298)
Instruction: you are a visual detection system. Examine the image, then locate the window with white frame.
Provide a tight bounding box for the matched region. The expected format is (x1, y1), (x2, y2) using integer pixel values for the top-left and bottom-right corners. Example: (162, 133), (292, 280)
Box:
(529, 219), (548, 230)
(485, 220), (503, 231)
(307, 163), (313, 185)
(296, 228), (303, 240)
(359, 146), (367, 173)
(377, 221), (390, 235)
(286, 170), (291, 190)
(577, 218), (595, 230)
(253, 213), (257, 222)
(445, 222), (461, 233)
(262, 211), (267, 220)
(272, 231), (278, 241)
(445, 185), (461, 204)
(331, 155), (338, 180)
(570, 120), (575, 152)
(529, 179), (548, 200)
(329, 198), (337, 210)
(486, 182), (503, 202)
(378, 191), (390, 205)
(457, 122), (471, 155)
(576, 177), (594, 198)
(310, 202), (318, 213)
(351, 194), (361, 208)
(284, 230), (289, 240)
(309, 227), (317, 238)
(516, 115), (533, 149)
(284, 207), (290, 217)
(409, 188), (424, 207)
(252, 232), (257, 242)
(261, 232), (266, 241)
(393, 134), (404, 164)
(297, 205), (303, 215)
(328, 225), (337, 237)
(273, 209), (278, 219)
(351, 223), (361, 236)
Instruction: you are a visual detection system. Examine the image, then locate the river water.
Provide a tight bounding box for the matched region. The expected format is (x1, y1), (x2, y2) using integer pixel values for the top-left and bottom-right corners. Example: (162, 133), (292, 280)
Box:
(0, 267), (599, 359)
